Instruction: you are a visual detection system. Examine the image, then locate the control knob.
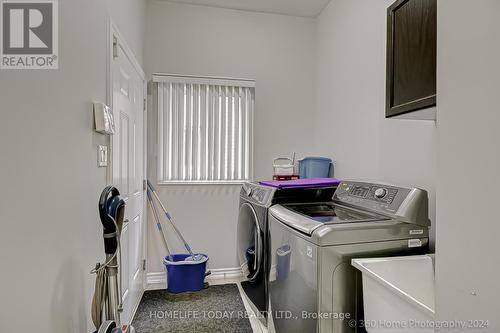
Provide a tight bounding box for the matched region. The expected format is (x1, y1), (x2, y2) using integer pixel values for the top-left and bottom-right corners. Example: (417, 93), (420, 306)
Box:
(245, 186), (253, 197)
(374, 188), (387, 199)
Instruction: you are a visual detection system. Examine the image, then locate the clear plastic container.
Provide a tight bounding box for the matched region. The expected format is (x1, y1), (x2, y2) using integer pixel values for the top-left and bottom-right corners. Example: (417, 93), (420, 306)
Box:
(273, 157), (294, 176)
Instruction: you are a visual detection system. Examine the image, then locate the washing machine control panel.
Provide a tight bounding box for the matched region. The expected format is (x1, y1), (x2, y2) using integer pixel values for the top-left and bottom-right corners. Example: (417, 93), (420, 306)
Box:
(334, 181), (430, 227)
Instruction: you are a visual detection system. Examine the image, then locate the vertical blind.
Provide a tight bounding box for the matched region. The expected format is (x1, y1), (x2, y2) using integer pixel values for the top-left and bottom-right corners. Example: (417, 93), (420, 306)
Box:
(154, 75), (255, 183)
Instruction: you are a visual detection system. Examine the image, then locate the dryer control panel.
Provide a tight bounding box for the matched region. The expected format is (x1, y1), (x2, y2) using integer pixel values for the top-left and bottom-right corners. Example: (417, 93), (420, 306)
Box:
(241, 182), (338, 207)
(241, 182), (275, 206)
(333, 180), (430, 227)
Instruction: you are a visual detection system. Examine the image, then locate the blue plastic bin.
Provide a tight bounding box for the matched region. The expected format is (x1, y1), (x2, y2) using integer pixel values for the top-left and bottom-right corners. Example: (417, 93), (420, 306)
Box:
(299, 157), (333, 179)
(163, 253), (208, 293)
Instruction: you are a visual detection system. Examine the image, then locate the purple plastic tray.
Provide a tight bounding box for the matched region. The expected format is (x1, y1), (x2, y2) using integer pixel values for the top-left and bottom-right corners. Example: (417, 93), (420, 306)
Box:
(259, 178), (341, 189)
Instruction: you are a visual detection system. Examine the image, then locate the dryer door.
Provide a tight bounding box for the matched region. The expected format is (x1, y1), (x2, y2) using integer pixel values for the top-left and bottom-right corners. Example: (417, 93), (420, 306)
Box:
(237, 202), (263, 282)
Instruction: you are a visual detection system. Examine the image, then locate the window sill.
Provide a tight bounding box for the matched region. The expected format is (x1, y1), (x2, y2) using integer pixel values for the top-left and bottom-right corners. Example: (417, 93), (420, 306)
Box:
(157, 180), (249, 186)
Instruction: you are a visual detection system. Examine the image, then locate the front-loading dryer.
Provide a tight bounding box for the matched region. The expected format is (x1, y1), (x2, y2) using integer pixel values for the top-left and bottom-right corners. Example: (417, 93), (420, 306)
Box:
(237, 182), (338, 326)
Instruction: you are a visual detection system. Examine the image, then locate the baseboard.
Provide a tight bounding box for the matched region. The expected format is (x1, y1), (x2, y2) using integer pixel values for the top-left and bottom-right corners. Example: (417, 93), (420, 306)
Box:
(147, 267), (243, 287)
(208, 267), (243, 281)
(146, 272), (166, 285)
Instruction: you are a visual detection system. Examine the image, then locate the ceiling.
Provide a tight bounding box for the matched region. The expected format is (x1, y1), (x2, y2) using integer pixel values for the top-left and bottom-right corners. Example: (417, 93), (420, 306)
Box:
(161, 0), (332, 18)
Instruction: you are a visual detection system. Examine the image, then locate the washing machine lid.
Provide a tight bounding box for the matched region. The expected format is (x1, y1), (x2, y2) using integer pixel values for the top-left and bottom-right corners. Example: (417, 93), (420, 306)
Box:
(270, 204), (429, 246)
(270, 203), (389, 236)
(284, 203), (386, 224)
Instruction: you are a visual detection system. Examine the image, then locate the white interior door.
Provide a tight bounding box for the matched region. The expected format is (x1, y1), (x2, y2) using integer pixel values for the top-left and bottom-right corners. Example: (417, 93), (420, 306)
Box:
(111, 28), (146, 325)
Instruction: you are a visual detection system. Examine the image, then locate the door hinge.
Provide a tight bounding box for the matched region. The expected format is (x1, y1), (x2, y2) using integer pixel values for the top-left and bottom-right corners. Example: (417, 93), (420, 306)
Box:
(143, 98), (147, 112)
(143, 179), (147, 191)
(113, 36), (119, 59)
(142, 259), (147, 271)
(147, 81), (156, 96)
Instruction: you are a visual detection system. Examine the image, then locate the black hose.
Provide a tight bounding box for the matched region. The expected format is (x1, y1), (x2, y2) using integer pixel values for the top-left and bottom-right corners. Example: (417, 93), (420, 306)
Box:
(99, 186), (125, 254)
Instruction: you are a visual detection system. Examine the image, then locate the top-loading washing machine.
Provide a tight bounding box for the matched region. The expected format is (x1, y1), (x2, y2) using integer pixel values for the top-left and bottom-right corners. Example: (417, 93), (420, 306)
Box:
(267, 180), (431, 333)
(237, 181), (339, 326)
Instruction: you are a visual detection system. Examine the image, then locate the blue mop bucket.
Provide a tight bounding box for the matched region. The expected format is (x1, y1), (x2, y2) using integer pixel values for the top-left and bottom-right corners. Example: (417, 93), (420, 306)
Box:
(163, 254), (209, 293)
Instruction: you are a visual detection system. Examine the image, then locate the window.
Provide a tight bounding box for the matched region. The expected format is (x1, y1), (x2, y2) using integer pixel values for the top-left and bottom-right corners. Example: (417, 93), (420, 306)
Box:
(153, 74), (255, 184)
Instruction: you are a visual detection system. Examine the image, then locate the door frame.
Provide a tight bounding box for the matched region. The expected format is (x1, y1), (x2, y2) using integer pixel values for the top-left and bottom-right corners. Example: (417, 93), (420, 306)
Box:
(106, 17), (148, 322)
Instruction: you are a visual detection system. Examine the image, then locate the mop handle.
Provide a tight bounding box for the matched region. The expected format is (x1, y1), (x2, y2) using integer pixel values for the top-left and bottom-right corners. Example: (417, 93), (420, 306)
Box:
(147, 181), (195, 257)
(147, 189), (171, 255)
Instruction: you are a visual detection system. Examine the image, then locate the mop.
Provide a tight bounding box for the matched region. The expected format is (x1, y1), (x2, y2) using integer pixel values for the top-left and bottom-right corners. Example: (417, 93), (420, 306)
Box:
(146, 180), (203, 261)
(147, 189), (171, 255)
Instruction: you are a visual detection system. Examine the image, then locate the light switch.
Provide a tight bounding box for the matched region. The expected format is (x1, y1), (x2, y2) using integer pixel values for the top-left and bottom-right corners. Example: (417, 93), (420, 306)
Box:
(98, 145), (108, 167)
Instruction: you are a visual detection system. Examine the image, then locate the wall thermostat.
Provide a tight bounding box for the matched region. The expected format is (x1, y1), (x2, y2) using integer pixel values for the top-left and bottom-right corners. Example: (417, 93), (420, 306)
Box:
(93, 102), (115, 135)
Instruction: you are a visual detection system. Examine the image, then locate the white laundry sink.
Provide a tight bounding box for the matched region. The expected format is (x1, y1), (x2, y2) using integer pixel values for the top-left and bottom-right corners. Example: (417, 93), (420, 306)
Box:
(352, 255), (435, 333)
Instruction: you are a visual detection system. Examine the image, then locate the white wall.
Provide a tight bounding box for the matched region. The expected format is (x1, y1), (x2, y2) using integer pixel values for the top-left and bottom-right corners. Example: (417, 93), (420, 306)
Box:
(436, 0), (500, 330)
(315, 0), (437, 245)
(108, 0), (146, 65)
(144, 1), (317, 272)
(0, 0), (145, 332)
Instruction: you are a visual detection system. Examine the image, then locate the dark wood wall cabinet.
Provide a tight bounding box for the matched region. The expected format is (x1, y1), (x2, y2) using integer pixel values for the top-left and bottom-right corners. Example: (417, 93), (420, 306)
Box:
(386, 0), (437, 118)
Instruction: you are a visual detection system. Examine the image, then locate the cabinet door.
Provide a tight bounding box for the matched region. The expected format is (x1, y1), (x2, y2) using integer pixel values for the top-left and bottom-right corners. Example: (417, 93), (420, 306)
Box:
(386, 0), (437, 117)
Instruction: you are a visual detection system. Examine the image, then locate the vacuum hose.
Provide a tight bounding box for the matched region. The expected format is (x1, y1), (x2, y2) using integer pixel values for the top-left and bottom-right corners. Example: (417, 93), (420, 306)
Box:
(92, 186), (126, 330)
(99, 186), (125, 254)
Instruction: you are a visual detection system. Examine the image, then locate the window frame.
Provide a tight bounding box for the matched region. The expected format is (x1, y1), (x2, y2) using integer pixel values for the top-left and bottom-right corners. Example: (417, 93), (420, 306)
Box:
(153, 73), (255, 185)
